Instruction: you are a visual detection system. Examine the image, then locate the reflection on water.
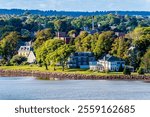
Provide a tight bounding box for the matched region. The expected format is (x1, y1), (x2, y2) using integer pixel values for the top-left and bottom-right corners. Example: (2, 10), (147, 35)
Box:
(0, 77), (35, 81)
(0, 76), (150, 100)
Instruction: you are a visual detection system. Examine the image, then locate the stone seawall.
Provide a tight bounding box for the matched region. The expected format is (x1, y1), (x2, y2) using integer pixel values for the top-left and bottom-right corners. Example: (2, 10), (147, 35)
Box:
(0, 69), (150, 80)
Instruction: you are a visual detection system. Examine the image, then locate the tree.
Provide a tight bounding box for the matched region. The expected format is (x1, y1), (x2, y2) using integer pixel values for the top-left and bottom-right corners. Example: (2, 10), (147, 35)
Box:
(74, 31), (88, 51)
(81, 35), (93, 51)
(68, 30), (77, 44)
(110, 37), (131, 60)
(0, 45), (2, 56)
(57, 45), (75, 71)
(68, 30), (76, 38)
(0, 31), (21, 61)
(0, 25), (16, 38)
(54, 20), (62, 31)
(137, 67), (145, 75)
(54, 20), (68, 32)
(123, 67), (131, 75)
(10, 55), (27, 65)
(47, 45), (75, 71)
(118, 64), (124, 72)
(7, 18), (22, 29)
(127, 46), (141, 70)
(91, 33), (99, 52)
(46, 50), (59, 71)
(21, 29), (31, 39)
(141, 48), (150, 72)
(35, 39), (64, 70)
(94, 31), (115, 58)
(131, 27), (150, 55)
(34, 28), (54, 50)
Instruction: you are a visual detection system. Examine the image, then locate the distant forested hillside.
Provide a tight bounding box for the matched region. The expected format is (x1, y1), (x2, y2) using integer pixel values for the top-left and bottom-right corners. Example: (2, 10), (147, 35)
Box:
(0, 9), (150, 16)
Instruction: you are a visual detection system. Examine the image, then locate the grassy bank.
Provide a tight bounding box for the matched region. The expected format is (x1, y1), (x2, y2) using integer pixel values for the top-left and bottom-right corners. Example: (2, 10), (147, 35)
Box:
(1, 65), (150, 81)
(0, 65), (147, 76)
(0, 65), (125, 76)
(0, 65), (150, 76)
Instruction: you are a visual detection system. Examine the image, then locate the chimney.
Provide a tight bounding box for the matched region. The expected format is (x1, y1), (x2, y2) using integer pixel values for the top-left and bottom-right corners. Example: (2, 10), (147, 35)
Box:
(92, 16), (95, 30)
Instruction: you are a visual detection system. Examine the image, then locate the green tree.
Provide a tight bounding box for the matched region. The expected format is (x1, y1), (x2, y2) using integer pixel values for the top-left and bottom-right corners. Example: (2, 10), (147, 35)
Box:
(132, 27), (150, 55)
(118, 64), (124, 72)
(81, 35), (93, 51)
(68, 30), (76, 38)
(35, 39), (64, 70)
(0, 45), (2, 56)
(68, 30), (77, 44)
(34, 28), (54, 50)
(54, 20), (68, 32)
(0, 25), (16, 38)
(47, 45), (75, 71)
(110, 37), (131, 59)
(94, 31), (115, 58)
(10, 55), (27, 65)
(127, 46), (141, 70)
(128, 27), (150, 69)
(123, 67), (131, 75)
(7, 18), (22, 28)
(91, 33), (99, 52)
(137, 67), (145, 75)
(0, 31), (20, 61)
(46, 50), (59, 71)
(75, 31), (88, 51)
(141, 48), (150, 72)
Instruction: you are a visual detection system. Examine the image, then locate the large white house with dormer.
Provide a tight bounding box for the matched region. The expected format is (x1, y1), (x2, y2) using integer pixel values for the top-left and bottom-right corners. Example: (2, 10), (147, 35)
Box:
(90, 54), (125, 72)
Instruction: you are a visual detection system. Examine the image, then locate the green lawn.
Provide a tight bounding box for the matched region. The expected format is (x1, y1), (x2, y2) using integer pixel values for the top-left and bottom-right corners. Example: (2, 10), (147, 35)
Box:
(0, 65), (149, 76)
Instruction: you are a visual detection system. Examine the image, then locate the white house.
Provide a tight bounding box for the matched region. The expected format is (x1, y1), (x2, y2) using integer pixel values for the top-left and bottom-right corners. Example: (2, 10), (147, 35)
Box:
(27, 51), (36, 63)
(89, 61), (104, 71)
(18, 46), (36, 63)
(90, 54), (125, 72)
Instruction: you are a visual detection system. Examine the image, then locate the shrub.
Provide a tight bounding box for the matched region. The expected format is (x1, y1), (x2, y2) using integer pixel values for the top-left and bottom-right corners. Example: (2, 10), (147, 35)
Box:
(118, 64), (124, 72)
(123, 67), (131, 75)
(137, 67), (145, 75)
(37, 63), (42, 67)
(5, 61), (12, 66)
(10, 55), (27, 65)
(0, 59), (6, 66)
(105, 69), (110, 74)
(21, 61), (29, 65)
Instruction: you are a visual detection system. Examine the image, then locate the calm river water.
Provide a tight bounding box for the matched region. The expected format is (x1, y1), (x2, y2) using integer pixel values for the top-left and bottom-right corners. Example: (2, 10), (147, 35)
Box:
(0, 76), (150, 100)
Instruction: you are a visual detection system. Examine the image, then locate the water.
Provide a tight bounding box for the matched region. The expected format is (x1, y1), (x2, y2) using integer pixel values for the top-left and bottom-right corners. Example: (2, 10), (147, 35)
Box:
(0, 76), (150, 100)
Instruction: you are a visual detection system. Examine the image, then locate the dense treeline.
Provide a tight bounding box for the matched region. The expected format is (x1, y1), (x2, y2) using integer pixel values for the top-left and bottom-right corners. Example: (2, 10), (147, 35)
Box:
(30, 27), (150, 72)
(73, 28), (150, 71)
(0, 13), (149, 40)
(0, 13), (150, 72)
(0, 9), (150, 17)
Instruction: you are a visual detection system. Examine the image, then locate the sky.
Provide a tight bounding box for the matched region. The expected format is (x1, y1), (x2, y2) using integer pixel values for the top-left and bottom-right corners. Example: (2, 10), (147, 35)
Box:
(0, 0), (150, 11)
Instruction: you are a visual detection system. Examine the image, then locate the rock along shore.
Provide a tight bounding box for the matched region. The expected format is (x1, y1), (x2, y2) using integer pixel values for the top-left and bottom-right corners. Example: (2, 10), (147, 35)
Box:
(0, 69), (150, 81)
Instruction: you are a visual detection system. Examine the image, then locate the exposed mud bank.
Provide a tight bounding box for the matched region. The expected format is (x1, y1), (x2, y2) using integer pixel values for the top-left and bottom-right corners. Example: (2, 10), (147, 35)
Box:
(0, 69), (150, 81)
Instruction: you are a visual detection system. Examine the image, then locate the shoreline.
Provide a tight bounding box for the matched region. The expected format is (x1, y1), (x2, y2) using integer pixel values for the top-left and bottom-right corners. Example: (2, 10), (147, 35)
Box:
(0, 69), (150, 81)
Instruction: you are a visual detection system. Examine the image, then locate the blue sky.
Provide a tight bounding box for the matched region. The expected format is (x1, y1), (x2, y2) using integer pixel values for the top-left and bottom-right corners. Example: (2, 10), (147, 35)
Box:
(0, 0), (150, 11)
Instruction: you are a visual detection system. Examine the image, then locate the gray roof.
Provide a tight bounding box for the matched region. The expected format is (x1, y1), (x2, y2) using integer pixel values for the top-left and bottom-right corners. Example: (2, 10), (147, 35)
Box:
(18, 46), (33, 52)
(99, 54), (124, 62)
